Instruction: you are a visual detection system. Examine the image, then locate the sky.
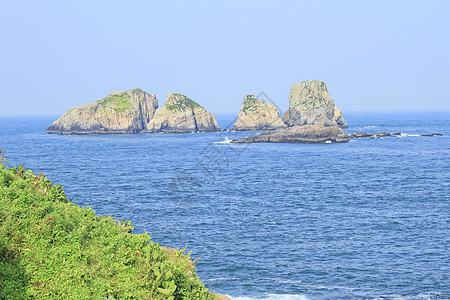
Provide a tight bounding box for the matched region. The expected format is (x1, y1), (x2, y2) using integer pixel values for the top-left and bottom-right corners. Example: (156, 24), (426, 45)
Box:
(1, 0), (449, 116)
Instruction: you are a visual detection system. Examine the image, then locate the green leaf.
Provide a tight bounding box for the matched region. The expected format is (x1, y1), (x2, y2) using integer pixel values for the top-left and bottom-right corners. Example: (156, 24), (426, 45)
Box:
(157, 287), (174, 296)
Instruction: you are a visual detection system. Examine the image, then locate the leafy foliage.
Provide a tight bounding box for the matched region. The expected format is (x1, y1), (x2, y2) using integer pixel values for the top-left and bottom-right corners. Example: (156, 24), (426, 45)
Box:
(0, 149), (216, 299)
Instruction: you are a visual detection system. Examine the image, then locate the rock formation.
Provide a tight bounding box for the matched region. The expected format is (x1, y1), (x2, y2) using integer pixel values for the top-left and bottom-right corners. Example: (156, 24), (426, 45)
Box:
(46, 89), (158, 134)
(420, 133), (443, 137)
(349, 132), (444, 138)
(282, 80), (348, 128)
(350, 132), (392, 138)
(231, 94), (287, 131)
(143, 93), (220, 133)
(333, 106), (348, 128)
(232, 125), (349, 144)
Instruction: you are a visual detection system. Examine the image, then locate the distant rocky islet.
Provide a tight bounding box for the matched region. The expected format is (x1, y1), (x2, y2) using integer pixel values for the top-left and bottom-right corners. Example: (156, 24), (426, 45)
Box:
(231, 94), (287, 131)
(282, 80), (348, 128)
(143, 93), (219, 133)
(46, 80), (442, 143)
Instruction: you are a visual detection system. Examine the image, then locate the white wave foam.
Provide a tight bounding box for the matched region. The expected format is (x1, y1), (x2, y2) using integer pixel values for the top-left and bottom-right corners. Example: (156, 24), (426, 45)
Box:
(214, 137), (232, 144)
(229, 290), (441, 300)
(399, 133), (421, 137)
(203, 277), (239, 282)
(231, 295), (309, 300)
(363, 126), (377, 128)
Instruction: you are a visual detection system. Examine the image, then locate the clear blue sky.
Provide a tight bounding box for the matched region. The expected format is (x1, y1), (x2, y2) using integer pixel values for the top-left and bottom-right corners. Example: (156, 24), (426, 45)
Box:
(1, 0), (449, 116)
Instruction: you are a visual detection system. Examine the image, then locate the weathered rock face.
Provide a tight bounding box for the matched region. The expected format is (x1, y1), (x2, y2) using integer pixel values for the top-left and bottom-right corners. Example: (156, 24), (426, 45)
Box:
(46, 89), (158, 134)
(232, 94), (287, 131)
(333, 106), (348, 128)
(143, 93), (220, 133)
(232, 125), (349, 144)
(283, 80), (348, 128)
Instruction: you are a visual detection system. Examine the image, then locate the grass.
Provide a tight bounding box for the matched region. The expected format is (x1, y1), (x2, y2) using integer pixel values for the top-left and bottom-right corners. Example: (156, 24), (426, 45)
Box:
(100, 93), (133, 113)
(0, 149), (218, 300)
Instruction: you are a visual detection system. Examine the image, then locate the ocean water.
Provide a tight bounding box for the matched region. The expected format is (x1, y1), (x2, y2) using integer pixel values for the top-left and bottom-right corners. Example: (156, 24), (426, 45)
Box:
(0, 112), (449, 300)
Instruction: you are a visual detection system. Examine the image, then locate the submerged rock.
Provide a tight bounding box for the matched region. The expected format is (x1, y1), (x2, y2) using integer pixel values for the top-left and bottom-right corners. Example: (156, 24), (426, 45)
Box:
(46, 89), (158, 134)
(231, 94), (287, 131)
(283, 80), (348, 128)
(143, 93), (220, 133)
(231, 125), (349, 144)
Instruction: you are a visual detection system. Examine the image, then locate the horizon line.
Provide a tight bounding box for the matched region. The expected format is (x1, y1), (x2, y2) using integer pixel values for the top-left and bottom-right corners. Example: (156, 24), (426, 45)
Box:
(1, 109), (450, 118)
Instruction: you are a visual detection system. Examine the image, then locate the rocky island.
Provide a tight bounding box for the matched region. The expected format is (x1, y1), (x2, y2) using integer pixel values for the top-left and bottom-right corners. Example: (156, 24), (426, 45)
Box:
(46, 89), (220, 134)
(231, 94), (287, 131)
(282, 80), (348, 128)
(144, 93), (220, 133)
(46, 89), (158, 134)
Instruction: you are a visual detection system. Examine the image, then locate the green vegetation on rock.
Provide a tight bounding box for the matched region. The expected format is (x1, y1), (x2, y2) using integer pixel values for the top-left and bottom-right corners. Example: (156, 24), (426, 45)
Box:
(165, 94), (202, 112)
(0, 149), (217, 300)
(100, 93), (133, 113)
(241, 94), (262, 113)
(130, 88), (144, 94)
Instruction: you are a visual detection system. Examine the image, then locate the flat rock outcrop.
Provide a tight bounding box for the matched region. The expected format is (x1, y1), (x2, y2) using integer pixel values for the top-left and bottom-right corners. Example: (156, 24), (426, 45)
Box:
(231, 94), (287, 131)
(420, 133), (443, 137)
(350, 131), (392, 138)
(46, 89), (158, 134)
(282, 80), (348, 128)
(232, 125), (349, 144)
(350, 132), (444, 138)
(143, 93), (220, 133)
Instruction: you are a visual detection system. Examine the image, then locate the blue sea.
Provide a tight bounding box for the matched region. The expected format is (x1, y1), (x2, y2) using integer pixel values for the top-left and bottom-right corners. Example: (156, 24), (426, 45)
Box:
(1, 112), (449, 300)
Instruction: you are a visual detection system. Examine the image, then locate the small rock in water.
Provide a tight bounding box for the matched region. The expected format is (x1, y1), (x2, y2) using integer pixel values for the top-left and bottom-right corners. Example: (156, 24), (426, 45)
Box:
(421, 133), (444, 137)
(350, 131), (443, 138)
(349, 132), (392, 138)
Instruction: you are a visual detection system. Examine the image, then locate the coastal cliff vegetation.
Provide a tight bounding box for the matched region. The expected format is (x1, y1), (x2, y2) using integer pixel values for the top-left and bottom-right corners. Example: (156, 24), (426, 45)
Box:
(0, 149), (221, 300)
(165, 94), (202, 112)
(99, 93), (133, 113)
